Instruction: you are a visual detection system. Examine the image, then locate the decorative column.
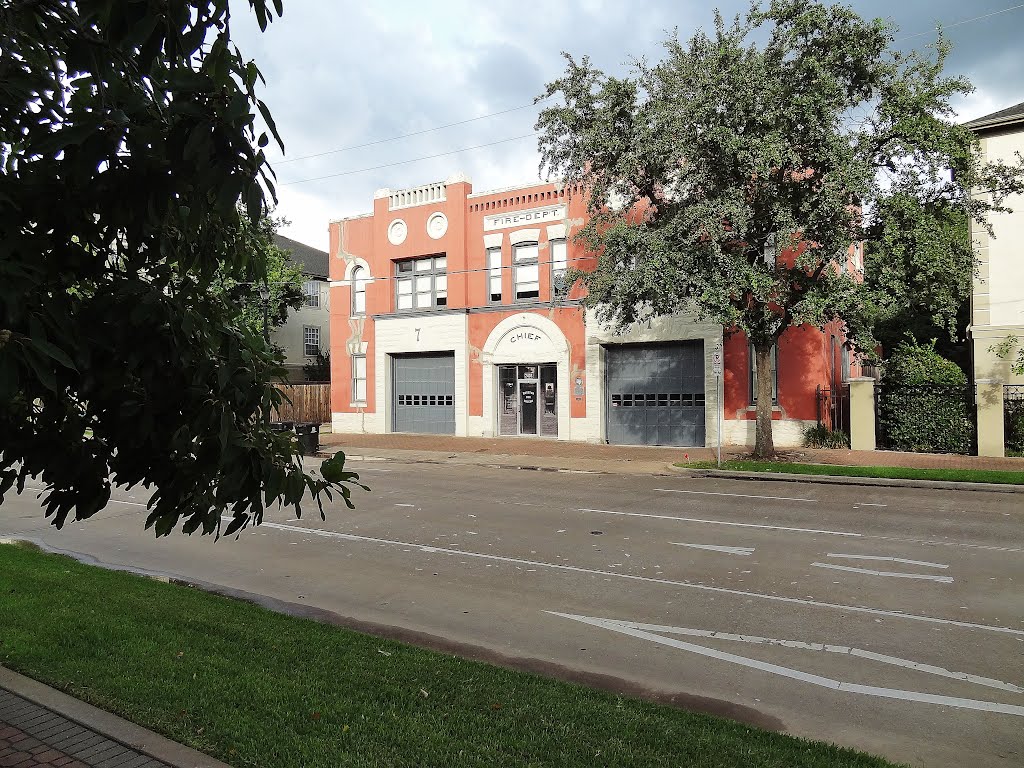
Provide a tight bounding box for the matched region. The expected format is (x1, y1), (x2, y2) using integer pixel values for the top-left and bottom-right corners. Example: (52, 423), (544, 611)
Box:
(976, 380), (1005, 458)
(847, 377), (876, 452)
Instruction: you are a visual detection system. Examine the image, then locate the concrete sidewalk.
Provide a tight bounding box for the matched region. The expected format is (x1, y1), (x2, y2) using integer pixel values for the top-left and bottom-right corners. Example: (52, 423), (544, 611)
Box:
(0, 668), (227, 768)
(319, 431), (1024, 474)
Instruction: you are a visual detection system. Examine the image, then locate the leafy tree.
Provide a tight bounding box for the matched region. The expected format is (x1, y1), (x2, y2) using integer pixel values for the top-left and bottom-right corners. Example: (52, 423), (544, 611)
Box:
(863, 196), (972, 370)
(0, 0), (361, 536)
(303, 351), (331, 382)
(535, 0), (1024, 457)
(210, 210), (305, 338)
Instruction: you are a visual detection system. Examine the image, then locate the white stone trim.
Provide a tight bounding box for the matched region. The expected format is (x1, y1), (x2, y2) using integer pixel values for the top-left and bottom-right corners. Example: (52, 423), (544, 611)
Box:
(547, 224), (567, 240)
(483, 233), (504, 249)
(479, 313), (571, 440)
(509, 228), (541, 246)
(341, 257), (372, 282)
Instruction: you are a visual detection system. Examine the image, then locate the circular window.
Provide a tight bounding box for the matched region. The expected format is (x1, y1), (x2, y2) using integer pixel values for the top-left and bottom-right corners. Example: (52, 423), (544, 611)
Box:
(387, 219), (408, 246)
(426, 212), (448, 240)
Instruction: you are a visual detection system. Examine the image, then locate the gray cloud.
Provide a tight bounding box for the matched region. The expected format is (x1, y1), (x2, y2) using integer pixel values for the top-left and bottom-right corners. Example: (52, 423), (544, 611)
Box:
(231, 1), (1024, 248)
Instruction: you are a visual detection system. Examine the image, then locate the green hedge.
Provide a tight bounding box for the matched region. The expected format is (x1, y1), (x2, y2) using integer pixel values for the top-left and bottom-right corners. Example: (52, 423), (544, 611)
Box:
(877, 341), (973, 454)
(1006, 397), (1024, 455)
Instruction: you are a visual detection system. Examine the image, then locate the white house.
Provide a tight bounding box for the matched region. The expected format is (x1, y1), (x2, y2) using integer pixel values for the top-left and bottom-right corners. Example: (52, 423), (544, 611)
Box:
(272, 234), (330, 381)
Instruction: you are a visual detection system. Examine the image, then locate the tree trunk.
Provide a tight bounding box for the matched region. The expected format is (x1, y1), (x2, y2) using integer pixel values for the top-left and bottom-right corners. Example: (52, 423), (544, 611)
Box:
(752, 342), (775, 459)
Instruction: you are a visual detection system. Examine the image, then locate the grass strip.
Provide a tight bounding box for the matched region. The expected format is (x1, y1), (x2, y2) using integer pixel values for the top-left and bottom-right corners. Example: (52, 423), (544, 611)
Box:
(675, 460), (1024, 485)
(0, 544), (901, 768)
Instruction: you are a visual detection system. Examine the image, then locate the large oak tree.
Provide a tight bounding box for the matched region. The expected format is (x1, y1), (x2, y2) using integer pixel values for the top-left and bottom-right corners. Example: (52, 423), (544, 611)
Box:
(1, 1), (360, 536)
(536, 0), (1024, 457)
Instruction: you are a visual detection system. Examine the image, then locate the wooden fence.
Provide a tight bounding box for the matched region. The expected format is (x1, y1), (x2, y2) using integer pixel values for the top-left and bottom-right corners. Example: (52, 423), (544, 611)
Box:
(272, 383), (331, 424)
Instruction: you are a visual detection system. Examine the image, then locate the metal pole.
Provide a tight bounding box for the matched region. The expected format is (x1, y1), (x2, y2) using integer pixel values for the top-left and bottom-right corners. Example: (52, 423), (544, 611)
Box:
(262, 282), (271, 425)
(717, 372), (722, 468)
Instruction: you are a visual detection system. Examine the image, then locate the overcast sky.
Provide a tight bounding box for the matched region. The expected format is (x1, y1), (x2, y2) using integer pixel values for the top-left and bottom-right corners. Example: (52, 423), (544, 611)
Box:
(230, 1), (1024, 251)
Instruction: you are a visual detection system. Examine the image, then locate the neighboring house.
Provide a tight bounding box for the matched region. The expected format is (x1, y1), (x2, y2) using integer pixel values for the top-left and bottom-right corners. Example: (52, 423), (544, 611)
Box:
(966, 101), (1024, 388)
(272, 234), (330, 382)
(327, 174), (861, 447)
(965, 101), (1024, 457)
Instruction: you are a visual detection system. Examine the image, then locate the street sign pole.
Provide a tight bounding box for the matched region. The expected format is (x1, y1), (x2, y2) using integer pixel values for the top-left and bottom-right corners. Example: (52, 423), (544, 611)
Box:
(712, 342), (723, 467)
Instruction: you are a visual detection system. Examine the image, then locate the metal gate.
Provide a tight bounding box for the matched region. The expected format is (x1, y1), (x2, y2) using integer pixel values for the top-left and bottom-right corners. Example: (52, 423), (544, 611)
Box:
(605, 342), (706, 446)
(392, 353), (455, 435)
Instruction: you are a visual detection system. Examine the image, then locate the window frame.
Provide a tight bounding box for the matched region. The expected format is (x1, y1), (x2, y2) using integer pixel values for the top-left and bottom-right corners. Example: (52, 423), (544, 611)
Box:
(513, 242), (540, 302)
(487, 246), (503, 304)
(351, 354), (367, 404)
(549, 239), (568, 297)
(350, 266), (367, 316)
(303, 279), (321, 308)
(303, 325), (321, 358)
(748, 342), (778, 406)
(394, 255), (447, 312)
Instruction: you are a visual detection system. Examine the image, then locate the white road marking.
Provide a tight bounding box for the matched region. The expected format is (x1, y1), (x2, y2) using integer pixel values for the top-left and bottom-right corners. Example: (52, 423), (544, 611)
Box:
(654, 488), (816, 502)
(856, 502), (888, 507)
(552, 613), (1024, 717)
(827, 553), (949, 569)
(580, 508), (860, 537)
(107, 499), (148, 507)
(672, 543), (754, 556)
(812, 562), (953, 584)
(394, 504), (416, 508)
(247, 519), (1024, 637)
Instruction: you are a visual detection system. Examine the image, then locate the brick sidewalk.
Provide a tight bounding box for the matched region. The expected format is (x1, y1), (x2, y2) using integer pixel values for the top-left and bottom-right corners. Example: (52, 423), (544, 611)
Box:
(0, 689), (167, 768)
(321, 431), (1024, 472)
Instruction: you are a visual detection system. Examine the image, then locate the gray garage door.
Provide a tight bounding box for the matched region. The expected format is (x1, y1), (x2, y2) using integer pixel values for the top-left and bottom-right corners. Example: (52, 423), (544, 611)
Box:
(392, 353), (456, 435)
(605, 342), (706, 446)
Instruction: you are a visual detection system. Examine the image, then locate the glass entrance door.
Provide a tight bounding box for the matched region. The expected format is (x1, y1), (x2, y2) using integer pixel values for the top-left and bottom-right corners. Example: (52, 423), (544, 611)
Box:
(519, 382), (537, 435)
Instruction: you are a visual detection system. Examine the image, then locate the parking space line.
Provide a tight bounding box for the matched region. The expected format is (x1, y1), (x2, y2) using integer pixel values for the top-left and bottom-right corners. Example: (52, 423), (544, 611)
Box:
(812, 562), (954, 584)
(580, 508), (860, 537)
(553, 613), (1024, 717)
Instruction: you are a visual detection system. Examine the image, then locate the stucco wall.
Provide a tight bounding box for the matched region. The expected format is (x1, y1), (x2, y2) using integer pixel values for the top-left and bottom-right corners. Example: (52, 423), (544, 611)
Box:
(273, 281), (330, 378)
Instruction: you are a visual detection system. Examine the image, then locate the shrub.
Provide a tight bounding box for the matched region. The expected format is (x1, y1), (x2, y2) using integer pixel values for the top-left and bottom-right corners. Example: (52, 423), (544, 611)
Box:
(1006, 398), (1024, 456)
(877, 340), (972, 453)
(803, 424), (851, 449)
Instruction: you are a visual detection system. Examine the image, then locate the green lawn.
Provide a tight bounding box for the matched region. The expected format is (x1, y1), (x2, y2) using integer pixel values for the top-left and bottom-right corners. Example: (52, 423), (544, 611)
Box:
(676, 460), (1024, 485)
(0, 544), (901, 768)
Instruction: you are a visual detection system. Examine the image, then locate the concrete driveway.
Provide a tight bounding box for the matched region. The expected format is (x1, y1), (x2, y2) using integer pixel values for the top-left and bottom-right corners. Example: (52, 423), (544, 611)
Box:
(1, 458), (1022, 768)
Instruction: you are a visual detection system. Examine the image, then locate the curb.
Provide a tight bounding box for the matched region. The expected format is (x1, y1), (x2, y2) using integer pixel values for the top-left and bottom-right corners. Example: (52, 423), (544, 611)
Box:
(0, 666), (231, 768)
(672, 466), (1024, 493)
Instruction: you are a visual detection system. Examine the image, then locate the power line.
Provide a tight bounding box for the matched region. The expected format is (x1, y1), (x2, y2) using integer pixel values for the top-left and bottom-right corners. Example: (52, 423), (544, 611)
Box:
(895, 3), (1024, 41)
(277, 98), (547, 165)
(279, 134), (536, 186)
(337, 253), (594, 285)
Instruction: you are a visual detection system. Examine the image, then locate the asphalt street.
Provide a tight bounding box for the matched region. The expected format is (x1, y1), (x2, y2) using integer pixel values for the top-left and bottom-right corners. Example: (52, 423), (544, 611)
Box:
(1, 459), (1022, 767)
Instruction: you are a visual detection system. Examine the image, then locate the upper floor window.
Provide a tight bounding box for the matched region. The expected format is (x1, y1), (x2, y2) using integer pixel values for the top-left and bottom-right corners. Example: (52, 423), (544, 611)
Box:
(514, 242), (539, 301)
(487, 247), (502, 303)
(351, 266), (367, 315)
(303, 279), (321, 308)
(395, 255), (446, 311)
(550, 239), (567, 296)
(749, 343), (778, 405)
(303, 325), (321, 357)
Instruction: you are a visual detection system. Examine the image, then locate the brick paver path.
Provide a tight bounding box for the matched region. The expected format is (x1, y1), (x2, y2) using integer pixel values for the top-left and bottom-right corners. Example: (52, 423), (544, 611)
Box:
(0, 689), (168, 768)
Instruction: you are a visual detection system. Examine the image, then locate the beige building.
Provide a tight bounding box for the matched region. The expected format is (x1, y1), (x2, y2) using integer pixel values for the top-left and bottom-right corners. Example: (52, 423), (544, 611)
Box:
(965, 101), (1024, 455)
(272, 235), (330, 382)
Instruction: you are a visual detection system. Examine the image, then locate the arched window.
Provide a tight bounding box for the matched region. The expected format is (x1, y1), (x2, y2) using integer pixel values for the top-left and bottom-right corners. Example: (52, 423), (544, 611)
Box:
(351, 266), (367, 315)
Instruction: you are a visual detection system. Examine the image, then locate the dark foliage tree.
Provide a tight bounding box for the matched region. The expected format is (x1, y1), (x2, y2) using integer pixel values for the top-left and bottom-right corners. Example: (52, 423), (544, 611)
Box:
(0, 0), (360, 536)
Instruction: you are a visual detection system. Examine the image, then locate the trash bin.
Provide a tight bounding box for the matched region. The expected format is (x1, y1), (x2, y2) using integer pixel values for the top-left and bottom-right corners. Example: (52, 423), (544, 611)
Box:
(269, 421), (294, 433)
(293, 422), (320, 456)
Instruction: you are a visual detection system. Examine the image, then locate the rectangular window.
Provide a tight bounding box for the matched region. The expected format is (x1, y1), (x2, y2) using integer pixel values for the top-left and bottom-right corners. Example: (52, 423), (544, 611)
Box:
(303, 326), (321, 357)
(550, 239), (567, 294)
(303, 279), (320, 308)
(749, 343), (778, 405)
(487, 247), (502, 303)
(395, 255), (446, 311)
(351, 355), (366, 403)
(514, 242), (539, 300)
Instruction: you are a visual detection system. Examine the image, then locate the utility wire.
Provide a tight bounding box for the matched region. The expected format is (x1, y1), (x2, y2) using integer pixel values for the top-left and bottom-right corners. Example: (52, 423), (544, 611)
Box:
(279, 134), (536, 186)
(334, 253), (594, 285)
(895, 3), (1024, 41)
(277, 98), (547, 165)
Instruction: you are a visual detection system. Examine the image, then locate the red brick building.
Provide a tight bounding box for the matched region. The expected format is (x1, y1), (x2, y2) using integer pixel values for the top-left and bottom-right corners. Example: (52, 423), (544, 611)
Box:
(328, 174), (860, 447)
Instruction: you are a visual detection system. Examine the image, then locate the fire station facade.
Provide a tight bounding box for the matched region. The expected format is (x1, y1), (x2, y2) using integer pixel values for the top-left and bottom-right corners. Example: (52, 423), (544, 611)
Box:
(328, 174), (857, 447)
